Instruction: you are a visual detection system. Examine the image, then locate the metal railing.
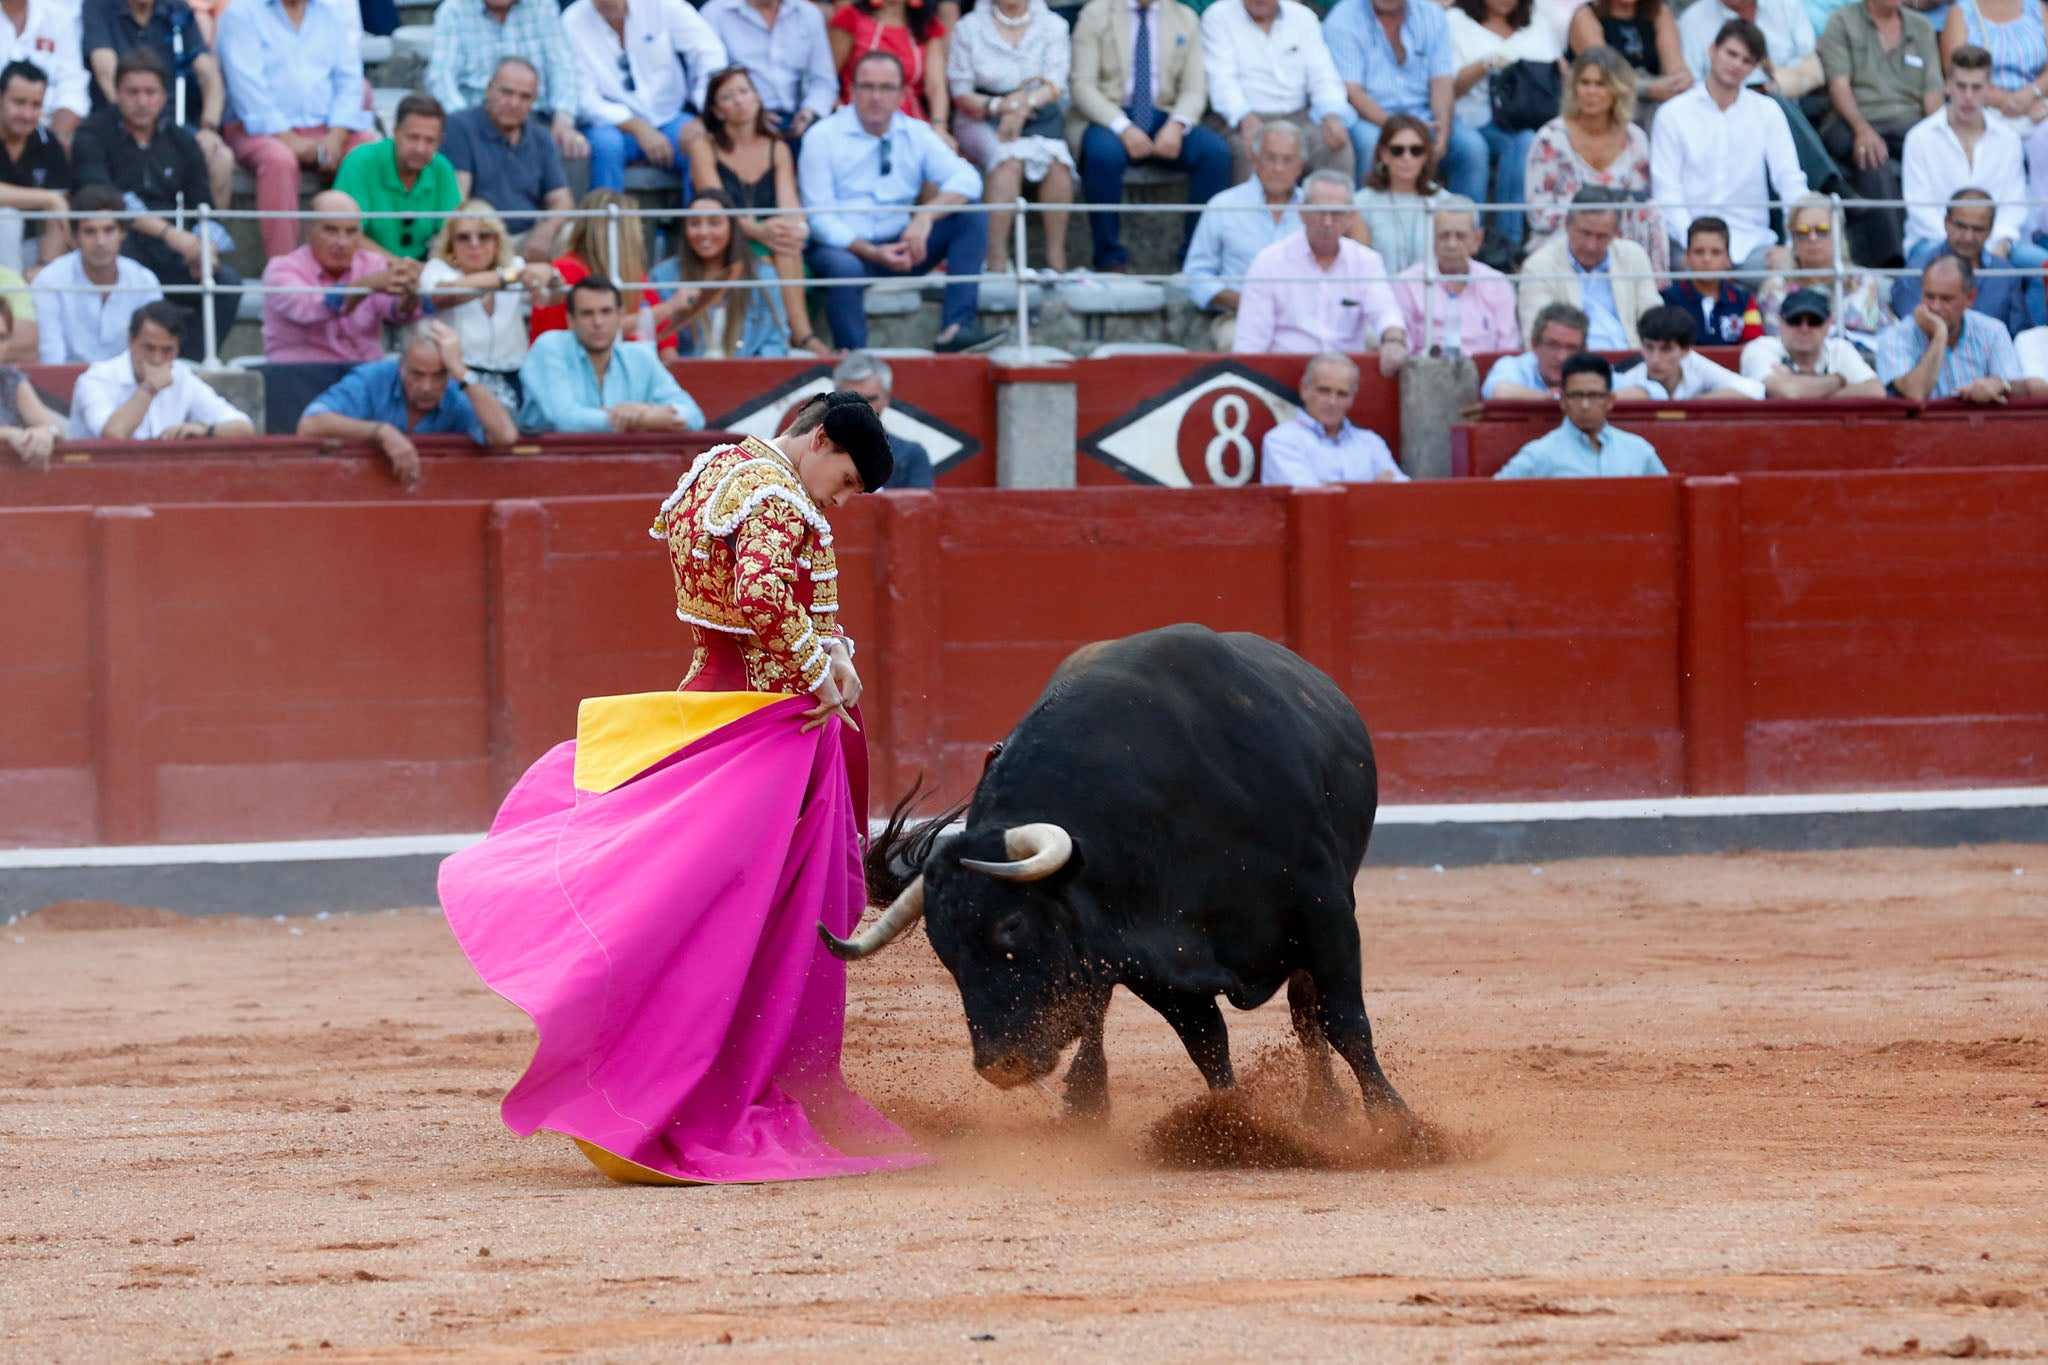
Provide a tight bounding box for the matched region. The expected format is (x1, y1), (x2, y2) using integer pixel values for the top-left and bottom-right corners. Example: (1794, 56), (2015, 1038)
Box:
(10, 193), (2043, 368)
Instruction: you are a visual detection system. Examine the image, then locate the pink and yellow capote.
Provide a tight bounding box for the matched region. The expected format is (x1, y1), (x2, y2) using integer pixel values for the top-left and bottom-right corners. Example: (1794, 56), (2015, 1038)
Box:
(438, 439), (927, 1185)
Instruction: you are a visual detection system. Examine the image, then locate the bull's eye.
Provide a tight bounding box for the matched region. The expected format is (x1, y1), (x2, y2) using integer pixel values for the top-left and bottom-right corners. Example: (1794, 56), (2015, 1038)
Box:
(992, 911), (1028, 953)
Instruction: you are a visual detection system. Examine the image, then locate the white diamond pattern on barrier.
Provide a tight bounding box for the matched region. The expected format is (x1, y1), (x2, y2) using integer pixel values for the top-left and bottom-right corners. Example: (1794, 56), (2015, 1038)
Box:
(709, 369), (978, 475)
(1079, 363), (1302, 488)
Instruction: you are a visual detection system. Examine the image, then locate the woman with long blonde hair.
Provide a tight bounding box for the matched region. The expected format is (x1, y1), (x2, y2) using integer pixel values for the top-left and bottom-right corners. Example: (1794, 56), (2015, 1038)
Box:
(529, 189), (657, 340)
(1522, 47), (1668, 274)
(421, 199), (562, 409)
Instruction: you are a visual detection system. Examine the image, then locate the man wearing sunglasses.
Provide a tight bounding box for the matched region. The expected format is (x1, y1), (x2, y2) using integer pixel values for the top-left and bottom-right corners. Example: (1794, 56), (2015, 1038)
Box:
(798, 50), (1004, 353)
(563, 0), (728, 191)
(1739, 287), (1883, 398)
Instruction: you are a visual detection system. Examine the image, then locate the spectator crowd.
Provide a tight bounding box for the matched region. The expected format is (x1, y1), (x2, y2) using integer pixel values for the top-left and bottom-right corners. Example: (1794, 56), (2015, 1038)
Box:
(0, 0), (2044, 481)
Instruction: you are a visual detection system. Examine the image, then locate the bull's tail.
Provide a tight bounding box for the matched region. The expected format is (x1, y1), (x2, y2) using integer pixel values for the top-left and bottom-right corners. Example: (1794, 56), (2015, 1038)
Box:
(864, 776), (968, 907)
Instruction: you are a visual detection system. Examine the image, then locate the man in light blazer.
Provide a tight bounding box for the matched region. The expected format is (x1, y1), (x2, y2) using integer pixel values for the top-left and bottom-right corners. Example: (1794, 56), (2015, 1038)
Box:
(1068, 0), (1231, 273)
(1516, 189), (1659, 352)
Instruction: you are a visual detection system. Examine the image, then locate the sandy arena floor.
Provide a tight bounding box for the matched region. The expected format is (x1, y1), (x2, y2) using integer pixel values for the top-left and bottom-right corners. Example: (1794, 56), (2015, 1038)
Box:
(1, 845), (2045, 1363)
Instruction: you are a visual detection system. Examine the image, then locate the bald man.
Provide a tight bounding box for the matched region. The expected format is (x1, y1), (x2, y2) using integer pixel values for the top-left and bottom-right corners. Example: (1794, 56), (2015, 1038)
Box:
(260, 190), (425, 363)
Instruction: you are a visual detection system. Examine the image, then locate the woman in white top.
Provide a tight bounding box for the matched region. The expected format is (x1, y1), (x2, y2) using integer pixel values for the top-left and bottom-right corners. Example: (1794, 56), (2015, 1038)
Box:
(946, 0), (1073, 274)
(420, 200), (562, 411)
(1447, 0), (1561, 256)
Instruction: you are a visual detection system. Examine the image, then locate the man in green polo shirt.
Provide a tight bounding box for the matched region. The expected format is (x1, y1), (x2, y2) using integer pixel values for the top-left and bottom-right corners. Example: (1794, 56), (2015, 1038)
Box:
(334, 93), (463, 261)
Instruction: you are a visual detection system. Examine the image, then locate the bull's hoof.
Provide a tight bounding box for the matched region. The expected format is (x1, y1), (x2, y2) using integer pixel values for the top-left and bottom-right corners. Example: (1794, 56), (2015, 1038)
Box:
(1300, 1083), (1346, 1125)
(1062, 1090), (1109, 1124)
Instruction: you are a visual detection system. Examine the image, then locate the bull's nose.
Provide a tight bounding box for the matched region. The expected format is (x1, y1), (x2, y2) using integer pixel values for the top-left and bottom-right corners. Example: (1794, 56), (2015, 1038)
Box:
(975, 1053), (1041, 1089)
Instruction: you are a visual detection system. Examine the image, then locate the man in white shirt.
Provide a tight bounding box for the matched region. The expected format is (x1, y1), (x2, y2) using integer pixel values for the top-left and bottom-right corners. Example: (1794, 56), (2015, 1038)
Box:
(1651, 18), (1809, 276)
(1905, 45), (2046, 326)
(1616, 302), (1767, 398)
(1233, 169), (1408, 368)
(31, 184), (163, 364)
(563, 0), (727, 191)
(1738, 286), (1885, 396)
(1199, 0), (1352, 180)
(1259, 351), (1406, 484)
(1678, 0), (1820, 95)
(69, 300), (253, 439)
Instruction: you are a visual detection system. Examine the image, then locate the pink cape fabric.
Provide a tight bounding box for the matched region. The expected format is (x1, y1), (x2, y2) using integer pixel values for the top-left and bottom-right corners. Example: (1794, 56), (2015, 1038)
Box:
(437, 696), (929, 1183)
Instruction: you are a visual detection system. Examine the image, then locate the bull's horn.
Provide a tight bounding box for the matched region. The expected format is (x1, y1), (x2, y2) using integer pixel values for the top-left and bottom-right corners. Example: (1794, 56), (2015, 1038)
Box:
(959, 823), (1073, 882)
(818, 875), (925, 961)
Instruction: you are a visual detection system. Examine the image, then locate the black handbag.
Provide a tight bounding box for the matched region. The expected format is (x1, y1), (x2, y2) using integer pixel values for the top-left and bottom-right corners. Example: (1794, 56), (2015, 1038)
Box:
(1490, 60), (1562, 133)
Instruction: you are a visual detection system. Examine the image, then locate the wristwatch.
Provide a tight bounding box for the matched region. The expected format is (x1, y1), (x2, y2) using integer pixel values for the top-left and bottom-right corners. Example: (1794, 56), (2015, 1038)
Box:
(499, 263), (522, 286)
(456, 368), (476, 387)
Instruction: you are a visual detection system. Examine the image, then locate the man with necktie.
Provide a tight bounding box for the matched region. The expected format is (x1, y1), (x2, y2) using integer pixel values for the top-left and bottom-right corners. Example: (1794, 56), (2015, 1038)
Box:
(1066, 0), (1230, 273)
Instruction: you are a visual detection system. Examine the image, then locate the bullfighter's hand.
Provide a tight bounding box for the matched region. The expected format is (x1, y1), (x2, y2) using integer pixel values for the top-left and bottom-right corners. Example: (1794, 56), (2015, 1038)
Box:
(802, 672), (856, 733)
(826, 644), (862, 710)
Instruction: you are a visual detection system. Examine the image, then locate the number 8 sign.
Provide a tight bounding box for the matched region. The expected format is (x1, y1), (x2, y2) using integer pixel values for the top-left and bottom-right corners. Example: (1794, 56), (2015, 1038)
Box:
(1080, 363), (1302, 488)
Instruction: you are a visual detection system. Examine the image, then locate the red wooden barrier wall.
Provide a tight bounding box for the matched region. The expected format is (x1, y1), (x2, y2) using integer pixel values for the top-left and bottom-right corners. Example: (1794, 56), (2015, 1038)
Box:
(5, 471), (2045, 846)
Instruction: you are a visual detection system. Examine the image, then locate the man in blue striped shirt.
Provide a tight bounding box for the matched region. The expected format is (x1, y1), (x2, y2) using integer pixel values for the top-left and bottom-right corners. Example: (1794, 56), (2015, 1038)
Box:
(1875, 254), (2044, 403)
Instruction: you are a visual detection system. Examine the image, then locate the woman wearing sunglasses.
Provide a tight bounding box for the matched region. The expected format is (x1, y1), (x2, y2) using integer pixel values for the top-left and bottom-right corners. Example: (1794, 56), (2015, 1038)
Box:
(421, 200), (564, 412)
(1352, 115), (1448, 277)
(1756, 195), (1894, 346)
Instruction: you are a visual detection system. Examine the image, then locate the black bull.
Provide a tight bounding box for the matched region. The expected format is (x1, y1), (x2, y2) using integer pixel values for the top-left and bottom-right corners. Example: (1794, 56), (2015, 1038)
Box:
(821, 624), (1407, 1119)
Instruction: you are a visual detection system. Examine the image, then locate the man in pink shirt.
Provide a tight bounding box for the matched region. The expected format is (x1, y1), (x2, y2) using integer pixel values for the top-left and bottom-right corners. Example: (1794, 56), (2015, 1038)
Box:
(260, 190), (423, 362)
(1391, 198), (1520, 357)
(1232, 170), (1407, 373)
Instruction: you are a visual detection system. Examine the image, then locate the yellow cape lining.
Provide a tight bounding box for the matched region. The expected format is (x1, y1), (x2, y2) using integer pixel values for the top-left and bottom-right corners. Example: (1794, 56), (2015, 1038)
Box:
(571, 691), (788, 795)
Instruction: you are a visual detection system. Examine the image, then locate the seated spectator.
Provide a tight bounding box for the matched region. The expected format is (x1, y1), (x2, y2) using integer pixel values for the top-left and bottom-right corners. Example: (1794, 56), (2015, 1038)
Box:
(564, 0), (727, 192)
(1067, 0), (1229, 274)
(1518, 187), (1658, 350)
(81, 0), (234, 211)
(798, 52), (1000, 352)
(217, 0), (379, 260)
(1678, 0), (1822, 96)
(0, 261), (35, 360)
(32, 185), (162, 363)
(1661, 217), (1763, 343)
(835, 349), (934, 487)
(1483, 299), (1663, 397)
(1816, 0), (1943, 267)
(1739, 285), (1886, 395)
(1875, 254), (2043, 400)
(334, 94), (462, 262)
(1757, 193), (1894, 336)
(1353, 114), (1444, 275)
(1650, 19), (1808, 275)
(1447, 0), (1561, 257)
(700, 0), (837, 140)
(419, 198), (559, 410)
(945, 0), (1073, 277)
(299, 321), (518, 479)
(1904, 47), (2044, 324)
(0, 5), (89, 147)
(1199, 0), (1352, 181)
(1392, 195), (1521, 354)
(71, 49), (240, 360)
(0, 60), (72, 273)
(426, 0), (591, 163)
(526, 188), (648, 339)
(649, 189), (789, 356)
(1525, 48), (1669, 276)
(443, 58), (575, 261)
(517, 275), (706, 432)
(1182, 120), (1304, 351)
(689, 65), (824, 354)
(1260, 351), (1407, 484)
(1565, 0), (1691, 112)
(1325, 0), (1484, 204)
(0, 296), (63, 467)
(1495, 350), (1668, 476)
(1235, 169), (1408, 367)
(1893, 189), (2030, 334)
(261, 190), (424, 363)
(67, 298), (252, 438)
(1939, 0), (2048, 139)
(1616, 301), (1768, 396)
(829, 0), (950, 133)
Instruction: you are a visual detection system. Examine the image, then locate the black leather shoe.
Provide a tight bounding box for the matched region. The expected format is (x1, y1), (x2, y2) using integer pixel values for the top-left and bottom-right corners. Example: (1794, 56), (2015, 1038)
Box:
(934, 323), (1007, 353)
